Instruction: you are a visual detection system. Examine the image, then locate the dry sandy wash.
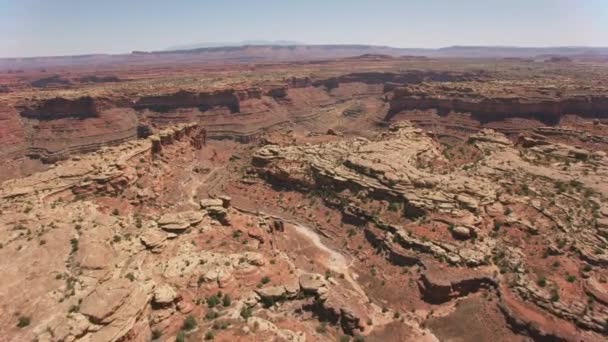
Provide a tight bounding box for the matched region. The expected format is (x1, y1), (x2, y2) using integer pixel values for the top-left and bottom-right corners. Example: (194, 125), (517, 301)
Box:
(2, 54), (608, 341)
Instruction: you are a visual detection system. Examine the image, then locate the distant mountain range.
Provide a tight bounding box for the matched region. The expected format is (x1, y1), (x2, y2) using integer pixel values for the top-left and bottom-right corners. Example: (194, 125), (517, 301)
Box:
(158, 43), (608, 58)
(164, 40), (301, 51)
(2, 44), (608, 70)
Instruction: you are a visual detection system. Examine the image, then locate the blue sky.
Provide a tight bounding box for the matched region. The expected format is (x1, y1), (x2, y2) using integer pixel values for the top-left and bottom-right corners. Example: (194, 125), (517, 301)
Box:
(0, 0), (607, 57)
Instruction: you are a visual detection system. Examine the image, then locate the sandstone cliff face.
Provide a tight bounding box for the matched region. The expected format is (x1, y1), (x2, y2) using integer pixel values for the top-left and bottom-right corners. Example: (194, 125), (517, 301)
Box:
(0, 108), (26, 158)
(20, 96), (110, 120)
(312, 71), (487, 90)
(17, 97), (138, 162)
(0, 71), (491, 168)
(387, 83), (608, 125)
(134, 89), (246, 113)
(136, 88), (290, 143)
(4, 71), (608, 172)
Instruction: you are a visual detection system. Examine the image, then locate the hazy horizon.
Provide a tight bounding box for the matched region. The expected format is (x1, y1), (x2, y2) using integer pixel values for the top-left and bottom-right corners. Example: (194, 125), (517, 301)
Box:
(1, 0), (607, 58)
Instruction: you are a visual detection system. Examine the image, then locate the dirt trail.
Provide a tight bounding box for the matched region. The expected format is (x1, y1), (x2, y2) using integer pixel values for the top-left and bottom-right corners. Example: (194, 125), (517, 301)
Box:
(291, 223), (368, 298)
(232, 203), (367, 298)
(291, 222), (438, 341)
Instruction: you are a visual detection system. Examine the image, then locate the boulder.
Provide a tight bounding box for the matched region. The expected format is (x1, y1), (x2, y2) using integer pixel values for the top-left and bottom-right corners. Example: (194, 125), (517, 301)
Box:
(218, 195), (232, 208)
(201, 198), (229, 224)
(200, 198), (223, 208)
(486, 202), (504, 217)
(157, 211), (204, 232)
(153, 284), (177, 305)
(140, 229), (167, 252)
(299, 273), (327, 295)
(326, 128), (342, 136)
(452, 226), (471, 240)
(207, 206), (228, 218)
(256, 285), (288, 301)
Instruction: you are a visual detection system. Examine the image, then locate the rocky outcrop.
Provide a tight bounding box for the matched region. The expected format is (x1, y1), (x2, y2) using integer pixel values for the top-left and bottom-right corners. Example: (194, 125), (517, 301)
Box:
(200, 197), (230, 224)
(498, 300), (570, 342)
(153, 284), (178, 306)
(251, 273), (367, 335)
(149, 122), (204, 154)
(0, 122), (204, 200)
(254, 121), (498, 215)
(252, 120), (608, 339)
(418, 268), (497, 304)
(79, 278), (155, 341)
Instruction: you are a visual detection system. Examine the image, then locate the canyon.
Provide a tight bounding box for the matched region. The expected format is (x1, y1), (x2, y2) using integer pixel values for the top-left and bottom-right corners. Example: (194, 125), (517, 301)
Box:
(1, 53), (608, 342)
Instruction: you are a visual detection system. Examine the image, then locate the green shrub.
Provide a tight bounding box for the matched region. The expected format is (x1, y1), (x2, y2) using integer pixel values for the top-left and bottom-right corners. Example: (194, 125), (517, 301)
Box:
(222, 294), (231, 307)
(240, 307), (253, 319)
(151, 329), (162, 339)
(536, 277), (547, 287)
(207, 295), (220, 308)
(205, 310), (219, 320)
(70, 238), (79, 252)
(16, 316), (30, 328)
(550, 290), (560, 302)
(182, 315), (197, 331)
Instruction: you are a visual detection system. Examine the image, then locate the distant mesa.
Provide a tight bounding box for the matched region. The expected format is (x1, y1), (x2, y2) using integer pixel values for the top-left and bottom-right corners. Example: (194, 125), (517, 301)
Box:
(29, 75), (121, 88)
(77, 75), (121, 83)
(163, 40), (302, 51)
(30, 75), (72, 88)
